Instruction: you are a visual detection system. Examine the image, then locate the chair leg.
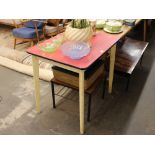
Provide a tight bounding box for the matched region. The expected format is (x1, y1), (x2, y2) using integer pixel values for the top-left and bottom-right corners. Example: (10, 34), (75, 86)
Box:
(51, 81), (56, 108)
(102, 74), (107, 99)
(43, 28), (46, 39)
(13, 38), (16, 49)
(87, 94), (92, 122)
(31, 41), (34, 46)
(126, 75), (131, 91)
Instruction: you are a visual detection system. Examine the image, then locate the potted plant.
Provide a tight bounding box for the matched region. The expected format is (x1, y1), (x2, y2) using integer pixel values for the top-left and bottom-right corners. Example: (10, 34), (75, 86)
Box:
(64, 19), (93, 43)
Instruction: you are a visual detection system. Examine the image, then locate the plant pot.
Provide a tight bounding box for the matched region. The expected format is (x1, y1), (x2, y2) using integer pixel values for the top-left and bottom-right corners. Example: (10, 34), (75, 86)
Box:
(64, 24), (93, 43)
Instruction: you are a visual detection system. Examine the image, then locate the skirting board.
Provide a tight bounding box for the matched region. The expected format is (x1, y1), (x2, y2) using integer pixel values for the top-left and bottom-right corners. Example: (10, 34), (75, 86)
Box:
(0, 56), (53, 82)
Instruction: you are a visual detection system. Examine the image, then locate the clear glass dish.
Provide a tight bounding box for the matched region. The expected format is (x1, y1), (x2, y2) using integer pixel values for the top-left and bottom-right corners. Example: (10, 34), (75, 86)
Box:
(61, 41), (91, 59)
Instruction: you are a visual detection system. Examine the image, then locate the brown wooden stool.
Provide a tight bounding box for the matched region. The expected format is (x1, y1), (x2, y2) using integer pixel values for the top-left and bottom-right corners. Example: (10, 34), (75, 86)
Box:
(115, 37), (149, 90)
(50, 60), (107, 122)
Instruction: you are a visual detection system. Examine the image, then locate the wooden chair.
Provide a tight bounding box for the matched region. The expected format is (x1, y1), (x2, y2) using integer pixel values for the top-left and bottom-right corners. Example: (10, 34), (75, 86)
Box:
(45, 19), (68, 37)
(50, 59), (107, 122)
(12, 19), (47, 49)
(114, 37), (148, 90)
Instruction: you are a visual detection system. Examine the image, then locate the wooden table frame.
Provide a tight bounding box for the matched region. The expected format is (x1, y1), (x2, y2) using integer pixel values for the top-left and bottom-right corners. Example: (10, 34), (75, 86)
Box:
(31, 19), (147, 134)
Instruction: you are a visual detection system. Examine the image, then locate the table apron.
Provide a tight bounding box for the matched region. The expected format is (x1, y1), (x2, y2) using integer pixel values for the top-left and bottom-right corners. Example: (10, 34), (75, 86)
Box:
(36, 56), (85, 74)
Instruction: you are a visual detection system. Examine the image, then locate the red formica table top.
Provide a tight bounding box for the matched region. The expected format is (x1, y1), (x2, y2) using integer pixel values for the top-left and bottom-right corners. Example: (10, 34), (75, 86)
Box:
(27, 32), (121, 69)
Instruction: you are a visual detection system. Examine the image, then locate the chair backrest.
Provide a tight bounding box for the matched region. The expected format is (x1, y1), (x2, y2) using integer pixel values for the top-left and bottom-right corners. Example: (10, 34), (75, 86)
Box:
(24, 19), (46, 29)
(47, 19), (61, 26)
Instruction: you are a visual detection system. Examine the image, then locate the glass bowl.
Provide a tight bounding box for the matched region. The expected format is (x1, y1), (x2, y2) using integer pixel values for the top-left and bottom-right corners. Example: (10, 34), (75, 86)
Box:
(61, 41), (91, 59)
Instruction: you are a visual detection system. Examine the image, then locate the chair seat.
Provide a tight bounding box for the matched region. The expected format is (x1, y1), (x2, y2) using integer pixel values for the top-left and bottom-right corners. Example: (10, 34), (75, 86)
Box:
(51, 74), (104, 94)
(115, 38), (148, 74)
(12, 27), (42, 39)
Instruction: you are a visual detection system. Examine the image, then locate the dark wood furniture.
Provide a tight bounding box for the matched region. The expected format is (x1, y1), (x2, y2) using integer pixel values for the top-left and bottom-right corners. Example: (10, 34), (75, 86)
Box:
(115, 37), (149, 90)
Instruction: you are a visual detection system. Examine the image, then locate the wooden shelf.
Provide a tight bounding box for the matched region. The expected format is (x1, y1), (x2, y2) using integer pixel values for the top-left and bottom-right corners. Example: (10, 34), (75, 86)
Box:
(51, 74), (105, 94)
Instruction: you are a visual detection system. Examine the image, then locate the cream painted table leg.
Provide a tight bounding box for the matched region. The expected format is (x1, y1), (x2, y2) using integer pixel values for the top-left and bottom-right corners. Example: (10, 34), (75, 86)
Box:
(32, 55), (41, 113)
(79, 70), (85, 134)
(108, 44), (116, 94)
